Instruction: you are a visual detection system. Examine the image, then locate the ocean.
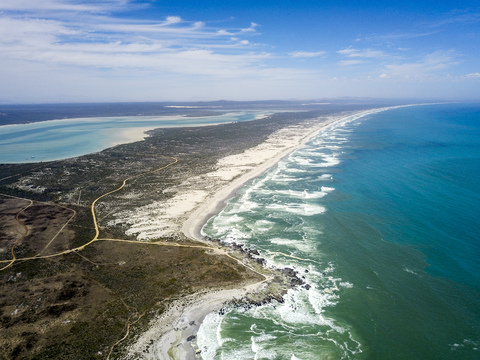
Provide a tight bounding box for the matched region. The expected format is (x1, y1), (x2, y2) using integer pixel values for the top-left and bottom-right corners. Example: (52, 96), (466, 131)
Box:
(198, 103), (480, 359)
(0, 111), (270, 163)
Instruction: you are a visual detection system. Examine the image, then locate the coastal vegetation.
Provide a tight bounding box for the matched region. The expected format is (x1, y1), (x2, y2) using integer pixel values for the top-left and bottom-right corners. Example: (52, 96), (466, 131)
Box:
(0, 104), (382, 359)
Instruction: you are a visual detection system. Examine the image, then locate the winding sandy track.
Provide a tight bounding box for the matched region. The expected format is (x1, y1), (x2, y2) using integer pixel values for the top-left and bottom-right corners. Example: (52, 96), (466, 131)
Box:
(0, 156), (184, 267)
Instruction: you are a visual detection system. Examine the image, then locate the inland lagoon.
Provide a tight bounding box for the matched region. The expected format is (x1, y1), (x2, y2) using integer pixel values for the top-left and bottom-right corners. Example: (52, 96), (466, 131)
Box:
(0, 111), (271, 163)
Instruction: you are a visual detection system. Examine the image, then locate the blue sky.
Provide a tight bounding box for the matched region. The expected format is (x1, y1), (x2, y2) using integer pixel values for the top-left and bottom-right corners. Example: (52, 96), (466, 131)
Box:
(0, 0), (479, 103)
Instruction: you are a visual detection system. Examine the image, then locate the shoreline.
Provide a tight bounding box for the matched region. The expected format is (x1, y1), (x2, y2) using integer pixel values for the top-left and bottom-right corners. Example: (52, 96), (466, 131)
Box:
(182, 105), (410, 244)
(181, 115), (338, 242)
(125, 105), (410, 360)
(0, 111), (271, 164)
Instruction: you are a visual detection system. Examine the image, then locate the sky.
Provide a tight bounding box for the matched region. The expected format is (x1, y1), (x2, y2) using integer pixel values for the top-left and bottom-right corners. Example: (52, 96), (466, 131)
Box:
(0, 0), (479, 103)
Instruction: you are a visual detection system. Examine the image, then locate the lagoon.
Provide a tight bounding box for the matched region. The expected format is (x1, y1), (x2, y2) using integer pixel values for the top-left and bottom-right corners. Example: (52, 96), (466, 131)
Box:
(0, 112), (270, 163)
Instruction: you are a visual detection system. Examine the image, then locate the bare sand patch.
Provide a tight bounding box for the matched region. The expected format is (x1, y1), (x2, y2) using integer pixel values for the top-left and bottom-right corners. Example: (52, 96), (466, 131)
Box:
(110, 114), (342, 242)
(123, 107), (408, 359)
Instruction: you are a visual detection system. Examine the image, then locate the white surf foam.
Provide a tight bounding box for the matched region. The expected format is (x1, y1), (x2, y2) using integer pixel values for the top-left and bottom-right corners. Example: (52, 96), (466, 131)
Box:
(250, 219), (275, 233)
(275, 189), (328, 199)
(321, 186), (335, 192)
(196, 311), (223, 359)
(318, 174), (334, 180)
(251, 334), (277, 359)
(269, 237), (313, 253)
(268, 203), (327, 216)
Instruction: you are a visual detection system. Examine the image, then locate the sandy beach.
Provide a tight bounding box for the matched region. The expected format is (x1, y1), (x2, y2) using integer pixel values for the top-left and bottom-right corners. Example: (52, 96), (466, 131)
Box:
(110, 114), (342, 241)
(112, 127), (153, 146)
(123, 107), (400, 359)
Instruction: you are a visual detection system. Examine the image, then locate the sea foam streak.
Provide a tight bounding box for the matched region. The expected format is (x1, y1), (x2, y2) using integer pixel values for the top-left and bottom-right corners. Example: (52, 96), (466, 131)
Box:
(198, 104), (480, 360)
(197, 112), (371, 359)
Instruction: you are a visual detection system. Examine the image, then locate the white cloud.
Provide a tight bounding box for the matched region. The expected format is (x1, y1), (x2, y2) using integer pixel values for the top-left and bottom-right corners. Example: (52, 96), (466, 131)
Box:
(380, 50), (459, 80)
(241, 22), (258, 32)
(422, 50), (458, 68)
(0, 1), (477, 102)
(0, 0), (137, 16)
(289, 51), (326, 58)
(0, 0), (100, 12)
(362, 31), (438, 42)
(428, 10), (480, 28)
(0, 2), (265, 77)
(337, 47), (386, 58)
(466, 72), (480, 78)
(0, 1), (309, 93)
(218, 29), (234, 36)
(339, 60), (364, 66)
(163, 16), (182, 25)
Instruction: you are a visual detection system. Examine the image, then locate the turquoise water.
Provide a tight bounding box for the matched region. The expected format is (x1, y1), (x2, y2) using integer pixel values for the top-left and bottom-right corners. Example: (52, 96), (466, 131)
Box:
(0, 112), (269, 163)
(199, 104), (480, 359)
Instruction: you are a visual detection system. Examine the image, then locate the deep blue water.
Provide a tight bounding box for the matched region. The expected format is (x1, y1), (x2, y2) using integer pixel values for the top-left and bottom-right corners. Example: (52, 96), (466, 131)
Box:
(198, 103), (480, 359)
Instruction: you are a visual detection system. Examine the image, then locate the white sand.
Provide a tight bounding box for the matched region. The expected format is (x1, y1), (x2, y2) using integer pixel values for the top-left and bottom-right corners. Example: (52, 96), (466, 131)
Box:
(122, 106), (408, 359)
(110, 114), (343, 241)
(111, 127), (152, 146)
(126, 282), (265, 359)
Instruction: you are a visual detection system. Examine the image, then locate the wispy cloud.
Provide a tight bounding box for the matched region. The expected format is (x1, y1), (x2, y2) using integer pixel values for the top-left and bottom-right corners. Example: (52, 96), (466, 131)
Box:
(356, 9), (479, 45)
(218, 29), (234, 36)
(336, 47), (387, 67)
(0, 0), (133, 14)
(360, 31), (439, 42)
(241, 22), (259, 33)
(339, 59), (364, 66)
(337, 47), (386, 58)
(379, 50), (459, 80)
(466, 72), (480, 78)
(0, 0), (328, 104)
(0, 0), (476, 102)
(0, 0), (268, 77)
(289, 51), (326, 58)
(163, 16), (183, 25)
(427, 9), (480, 28)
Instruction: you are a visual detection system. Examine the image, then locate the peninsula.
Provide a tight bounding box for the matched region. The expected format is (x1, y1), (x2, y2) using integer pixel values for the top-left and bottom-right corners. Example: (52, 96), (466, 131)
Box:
(0, 101), (404, 359)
